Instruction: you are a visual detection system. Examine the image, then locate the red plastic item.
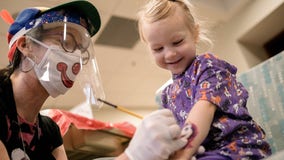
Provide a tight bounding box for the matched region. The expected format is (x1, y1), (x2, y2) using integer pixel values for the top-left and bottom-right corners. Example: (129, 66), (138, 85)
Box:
(43, 109), (136, 137)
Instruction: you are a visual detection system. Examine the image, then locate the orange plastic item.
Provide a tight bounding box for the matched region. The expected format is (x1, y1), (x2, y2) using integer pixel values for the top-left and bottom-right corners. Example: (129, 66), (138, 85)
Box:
(0, 9), (14, 24)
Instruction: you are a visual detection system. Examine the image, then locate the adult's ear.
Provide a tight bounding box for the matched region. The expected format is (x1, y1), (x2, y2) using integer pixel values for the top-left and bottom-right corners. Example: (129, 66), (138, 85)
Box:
(15, 36), (30, 56)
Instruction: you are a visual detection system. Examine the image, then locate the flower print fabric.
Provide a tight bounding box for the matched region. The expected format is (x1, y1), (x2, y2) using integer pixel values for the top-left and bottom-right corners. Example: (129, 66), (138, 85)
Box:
(161, 53), (271, 159)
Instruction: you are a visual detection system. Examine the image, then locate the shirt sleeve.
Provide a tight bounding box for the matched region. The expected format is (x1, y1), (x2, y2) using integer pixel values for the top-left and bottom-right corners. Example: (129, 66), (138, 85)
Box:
(194, 54), (250, 117)
(41, 115), (63, 149)
(0, 106), (7, 142)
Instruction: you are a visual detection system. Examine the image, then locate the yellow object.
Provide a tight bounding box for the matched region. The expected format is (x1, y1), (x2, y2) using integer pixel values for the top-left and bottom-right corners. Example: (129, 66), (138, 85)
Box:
(116, 106), (143, 119)
(97, 99), (143, 119)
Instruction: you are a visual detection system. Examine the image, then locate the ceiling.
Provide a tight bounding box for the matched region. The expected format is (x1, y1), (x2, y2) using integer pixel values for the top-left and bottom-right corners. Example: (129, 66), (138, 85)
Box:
(0, 0), (251, 111)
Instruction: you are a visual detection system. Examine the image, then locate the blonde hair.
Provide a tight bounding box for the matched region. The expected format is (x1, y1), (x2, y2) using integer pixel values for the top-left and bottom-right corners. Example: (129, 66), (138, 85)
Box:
(137, 0), (213, 53)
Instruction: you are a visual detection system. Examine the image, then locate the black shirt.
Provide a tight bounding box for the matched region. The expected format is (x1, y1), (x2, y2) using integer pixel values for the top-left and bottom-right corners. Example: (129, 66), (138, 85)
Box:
(0, 74), (63, 160)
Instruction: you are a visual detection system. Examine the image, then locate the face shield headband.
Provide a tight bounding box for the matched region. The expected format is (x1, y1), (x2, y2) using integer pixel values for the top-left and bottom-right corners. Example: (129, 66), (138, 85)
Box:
(8, 9), (95, 62)
(26, 21), (105, 109)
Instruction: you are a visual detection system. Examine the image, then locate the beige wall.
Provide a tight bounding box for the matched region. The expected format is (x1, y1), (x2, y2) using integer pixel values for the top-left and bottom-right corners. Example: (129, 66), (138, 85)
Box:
(212, 0), (284, 74)
(93, 108), (154, 126)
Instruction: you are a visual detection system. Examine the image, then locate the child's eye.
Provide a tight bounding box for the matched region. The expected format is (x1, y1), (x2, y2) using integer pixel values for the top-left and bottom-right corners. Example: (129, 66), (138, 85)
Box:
(173, 39), (183, 45)
(153, 47), (163, 52)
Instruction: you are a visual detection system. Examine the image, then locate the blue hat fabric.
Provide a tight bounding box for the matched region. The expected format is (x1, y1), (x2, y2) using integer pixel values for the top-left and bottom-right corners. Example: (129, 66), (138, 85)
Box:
(6, 0), (101, 62)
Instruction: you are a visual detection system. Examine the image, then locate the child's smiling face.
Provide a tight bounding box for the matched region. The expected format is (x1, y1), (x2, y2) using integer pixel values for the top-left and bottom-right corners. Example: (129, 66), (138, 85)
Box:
(141, 5), (198, 75)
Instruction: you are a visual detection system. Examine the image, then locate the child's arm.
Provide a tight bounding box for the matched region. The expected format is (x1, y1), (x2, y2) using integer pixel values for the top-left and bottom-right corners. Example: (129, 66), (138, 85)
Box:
(171, 100), (216, 160)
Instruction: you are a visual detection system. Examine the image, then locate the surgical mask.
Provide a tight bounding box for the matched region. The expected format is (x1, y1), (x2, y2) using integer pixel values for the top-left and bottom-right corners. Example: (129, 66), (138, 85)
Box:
(28, 36), (81, 98)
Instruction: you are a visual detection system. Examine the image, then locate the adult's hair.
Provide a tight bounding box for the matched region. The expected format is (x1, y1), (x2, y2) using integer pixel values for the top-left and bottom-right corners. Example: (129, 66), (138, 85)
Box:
(0, 48), (22, 80)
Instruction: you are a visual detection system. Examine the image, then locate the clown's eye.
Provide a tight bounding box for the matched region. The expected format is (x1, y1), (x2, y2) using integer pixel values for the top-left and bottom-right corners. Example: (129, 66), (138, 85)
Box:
(43, 33), (79, 53)
(62, 34), (77, 52)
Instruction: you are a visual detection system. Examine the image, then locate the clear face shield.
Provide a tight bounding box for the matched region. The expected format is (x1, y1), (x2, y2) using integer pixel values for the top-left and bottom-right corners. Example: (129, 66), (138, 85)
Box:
(26, 21), (105, 109)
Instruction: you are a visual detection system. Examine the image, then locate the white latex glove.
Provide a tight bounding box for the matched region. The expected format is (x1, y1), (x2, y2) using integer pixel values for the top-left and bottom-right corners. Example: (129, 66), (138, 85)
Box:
(169, 123), (206, 160)
(125, 109), (188, 160)
(181, 123), (206, 160)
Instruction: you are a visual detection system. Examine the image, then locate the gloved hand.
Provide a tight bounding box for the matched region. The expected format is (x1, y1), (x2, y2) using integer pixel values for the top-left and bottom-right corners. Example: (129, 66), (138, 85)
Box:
(125, 109), (188, 160)
(169, 123), (206, 160)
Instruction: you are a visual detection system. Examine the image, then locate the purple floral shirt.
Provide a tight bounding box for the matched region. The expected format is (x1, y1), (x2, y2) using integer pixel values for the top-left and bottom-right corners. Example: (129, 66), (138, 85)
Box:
(161, 53), (271, 159)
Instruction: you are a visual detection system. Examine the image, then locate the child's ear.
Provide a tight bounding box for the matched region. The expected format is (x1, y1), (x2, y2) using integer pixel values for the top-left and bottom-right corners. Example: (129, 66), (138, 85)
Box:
(15, 36), (30, 56)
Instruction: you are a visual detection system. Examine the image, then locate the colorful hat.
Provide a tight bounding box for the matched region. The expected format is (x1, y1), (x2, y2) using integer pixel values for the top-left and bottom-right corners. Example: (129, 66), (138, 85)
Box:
(1, 0), (101, 62)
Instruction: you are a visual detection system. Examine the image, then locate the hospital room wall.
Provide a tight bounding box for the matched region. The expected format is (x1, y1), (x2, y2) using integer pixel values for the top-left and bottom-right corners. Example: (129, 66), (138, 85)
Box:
(211, 0), (284, 74)
(95, 0), (284, 126)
